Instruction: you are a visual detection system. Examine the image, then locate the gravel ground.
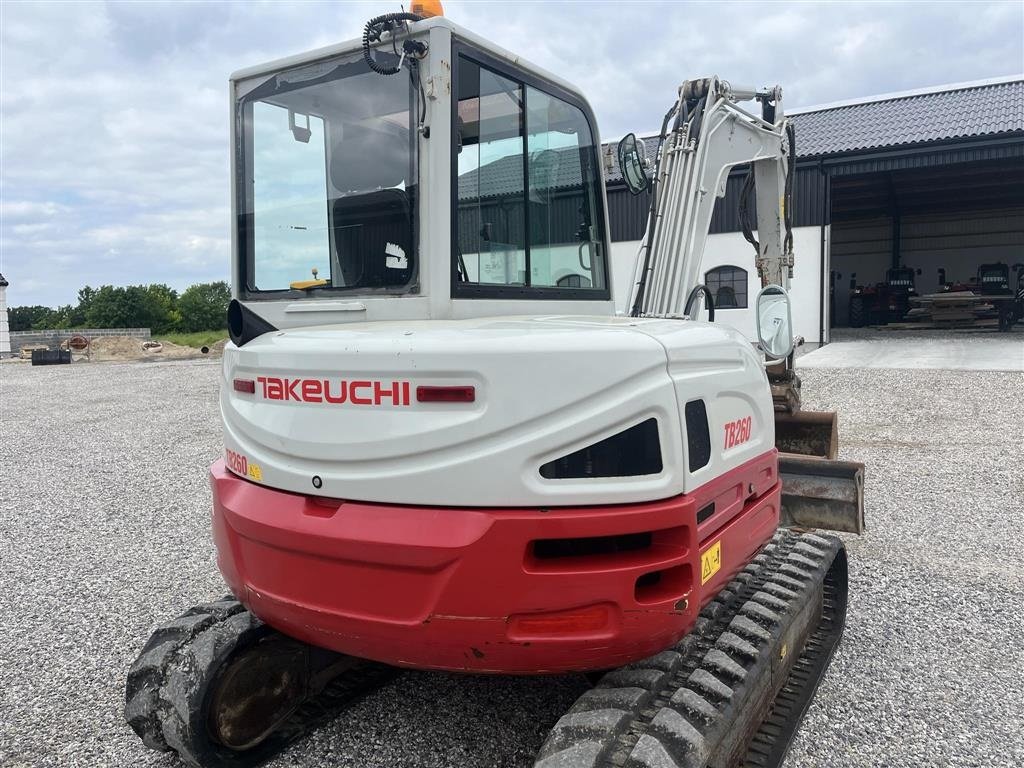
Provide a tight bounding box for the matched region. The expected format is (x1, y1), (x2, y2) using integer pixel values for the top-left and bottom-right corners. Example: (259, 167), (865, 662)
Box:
(1, 350), (1021, 767)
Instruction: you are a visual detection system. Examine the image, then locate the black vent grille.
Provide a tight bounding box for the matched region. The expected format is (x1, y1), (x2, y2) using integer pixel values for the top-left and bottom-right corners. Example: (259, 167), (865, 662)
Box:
(685, 400), (711, 472)
(540, 419), (662, 479)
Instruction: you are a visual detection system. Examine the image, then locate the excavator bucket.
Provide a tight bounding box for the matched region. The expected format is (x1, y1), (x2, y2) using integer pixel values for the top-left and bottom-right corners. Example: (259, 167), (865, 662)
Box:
(773, 408), (864, 534)
(779, 453), (865, 534)
(774, 409), (838, 459)
(768, 362), (862, 533)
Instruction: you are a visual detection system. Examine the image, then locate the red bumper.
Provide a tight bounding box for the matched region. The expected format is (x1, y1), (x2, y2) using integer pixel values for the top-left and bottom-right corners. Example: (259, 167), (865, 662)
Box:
(210, 454), (780, 673)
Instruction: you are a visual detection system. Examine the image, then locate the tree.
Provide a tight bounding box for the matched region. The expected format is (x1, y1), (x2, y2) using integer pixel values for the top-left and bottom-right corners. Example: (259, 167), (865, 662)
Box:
(177, 281), (231, 332)
(7, 305), (57, 331)
(83, 286), (131, 328)
(142, 284), (180, 333)
(72, 286), (96, 327)
(48, 304), (77, 329)
(9, 280), (228, 334)
(81, 284), (179, 332)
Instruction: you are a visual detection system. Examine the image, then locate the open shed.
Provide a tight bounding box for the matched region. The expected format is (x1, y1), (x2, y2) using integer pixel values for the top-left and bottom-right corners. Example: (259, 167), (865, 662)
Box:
(604, 76), (1024, 343)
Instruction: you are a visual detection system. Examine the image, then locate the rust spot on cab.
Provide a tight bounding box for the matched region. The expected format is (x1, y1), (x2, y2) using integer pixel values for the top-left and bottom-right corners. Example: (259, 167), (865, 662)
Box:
(470, 647), (485, 659)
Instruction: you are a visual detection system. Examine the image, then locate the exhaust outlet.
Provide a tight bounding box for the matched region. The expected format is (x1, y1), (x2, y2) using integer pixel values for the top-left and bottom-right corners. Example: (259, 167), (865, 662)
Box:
(227, 299), (278, 348)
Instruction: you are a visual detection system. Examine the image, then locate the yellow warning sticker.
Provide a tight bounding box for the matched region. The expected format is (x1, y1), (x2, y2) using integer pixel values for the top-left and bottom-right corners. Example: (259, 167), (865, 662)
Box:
(247, 463), (263, 482)
(701, 540), (722, 585)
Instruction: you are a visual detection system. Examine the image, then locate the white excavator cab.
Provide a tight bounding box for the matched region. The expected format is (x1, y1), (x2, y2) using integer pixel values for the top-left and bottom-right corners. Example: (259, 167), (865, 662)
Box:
(229, 16), (615, 334)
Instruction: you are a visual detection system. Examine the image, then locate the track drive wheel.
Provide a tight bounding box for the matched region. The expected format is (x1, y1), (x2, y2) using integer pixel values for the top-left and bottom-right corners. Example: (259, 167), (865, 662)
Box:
(125, 597), (393, 767)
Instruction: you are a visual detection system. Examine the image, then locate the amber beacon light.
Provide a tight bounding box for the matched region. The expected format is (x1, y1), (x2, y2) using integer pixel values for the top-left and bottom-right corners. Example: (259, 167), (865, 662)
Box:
(411, 0), (443, 17)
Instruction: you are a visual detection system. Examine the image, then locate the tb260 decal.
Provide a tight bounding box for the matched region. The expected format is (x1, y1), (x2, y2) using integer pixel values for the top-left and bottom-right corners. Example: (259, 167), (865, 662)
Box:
(723, 416), (752, 450)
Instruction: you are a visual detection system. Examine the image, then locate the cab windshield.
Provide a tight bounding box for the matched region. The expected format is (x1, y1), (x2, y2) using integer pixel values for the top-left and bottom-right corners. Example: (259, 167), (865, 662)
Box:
(236, 50), (416, 296)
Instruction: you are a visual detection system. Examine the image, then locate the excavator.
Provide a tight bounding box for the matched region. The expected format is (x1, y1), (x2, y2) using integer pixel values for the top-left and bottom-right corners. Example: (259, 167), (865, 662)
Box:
(125, 5), (865, 767)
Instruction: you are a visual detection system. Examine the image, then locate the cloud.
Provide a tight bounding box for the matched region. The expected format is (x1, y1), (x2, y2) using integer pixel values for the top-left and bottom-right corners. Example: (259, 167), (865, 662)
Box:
(2, 0), (1021, 307)
(1, 201), (70, 220)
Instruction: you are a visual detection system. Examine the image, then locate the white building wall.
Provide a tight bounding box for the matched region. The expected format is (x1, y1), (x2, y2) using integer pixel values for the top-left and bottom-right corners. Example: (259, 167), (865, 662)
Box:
(0, 282), (10, 356)
(610, 225), (827, 344)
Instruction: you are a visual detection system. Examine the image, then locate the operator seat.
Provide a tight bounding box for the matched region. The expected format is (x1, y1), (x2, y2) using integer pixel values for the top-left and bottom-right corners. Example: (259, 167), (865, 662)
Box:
(329, 124), (413, 289)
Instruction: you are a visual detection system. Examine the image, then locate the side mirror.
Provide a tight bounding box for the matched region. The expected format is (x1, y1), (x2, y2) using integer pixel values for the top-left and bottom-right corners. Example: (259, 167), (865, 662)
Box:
(616, 133), (650, 195)
(756, 285), (794, 360)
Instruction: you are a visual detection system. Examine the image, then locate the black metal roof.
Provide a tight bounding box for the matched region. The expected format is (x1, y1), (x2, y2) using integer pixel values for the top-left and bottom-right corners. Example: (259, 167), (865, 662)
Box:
(456, 78), (1024, 232)
(604, 78), (1024, 182)
(794, 78), (1024, 157)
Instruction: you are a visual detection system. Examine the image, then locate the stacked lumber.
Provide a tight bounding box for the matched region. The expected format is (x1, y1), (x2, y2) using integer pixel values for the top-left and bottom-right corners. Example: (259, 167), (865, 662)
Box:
(887, 291), (1000, 329)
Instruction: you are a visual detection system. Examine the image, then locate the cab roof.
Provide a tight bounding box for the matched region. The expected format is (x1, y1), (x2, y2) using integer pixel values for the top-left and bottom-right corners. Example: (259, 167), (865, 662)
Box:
(229, 16), (591, 117)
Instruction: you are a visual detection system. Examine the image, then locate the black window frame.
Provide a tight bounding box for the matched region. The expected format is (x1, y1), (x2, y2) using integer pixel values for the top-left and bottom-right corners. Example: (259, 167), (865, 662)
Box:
(705, 265), (748, 310)
(450, 41), (611, 301)
(234, 53), (421, 302)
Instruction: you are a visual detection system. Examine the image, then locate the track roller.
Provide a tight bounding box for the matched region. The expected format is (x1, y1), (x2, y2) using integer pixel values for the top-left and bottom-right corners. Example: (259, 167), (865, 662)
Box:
(125, 596), (395, 767)
(533, 530), (848, 768)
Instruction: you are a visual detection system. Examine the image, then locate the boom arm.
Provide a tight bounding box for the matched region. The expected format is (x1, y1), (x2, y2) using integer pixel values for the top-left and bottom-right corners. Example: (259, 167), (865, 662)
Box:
(629, 77), (794, 317)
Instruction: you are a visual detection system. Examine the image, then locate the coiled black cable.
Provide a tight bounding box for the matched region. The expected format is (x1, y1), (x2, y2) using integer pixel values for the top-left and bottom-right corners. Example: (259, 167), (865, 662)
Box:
(362, 12), (422, 75)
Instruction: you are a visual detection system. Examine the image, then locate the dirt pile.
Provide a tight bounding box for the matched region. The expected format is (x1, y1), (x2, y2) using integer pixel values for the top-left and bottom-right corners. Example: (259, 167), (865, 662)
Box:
(87, 336), (205, 361)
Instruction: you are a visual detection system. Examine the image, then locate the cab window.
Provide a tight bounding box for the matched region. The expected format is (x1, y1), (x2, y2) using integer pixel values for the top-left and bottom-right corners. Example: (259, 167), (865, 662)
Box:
(453, 52), (608, 299)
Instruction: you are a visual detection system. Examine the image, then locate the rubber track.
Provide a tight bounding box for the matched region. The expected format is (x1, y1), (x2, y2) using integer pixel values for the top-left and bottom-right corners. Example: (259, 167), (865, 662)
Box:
(125, 596), (246, 752)
(740, 542), (847, 767)
(533, 530), (847, 768)
(125, 596), (395, 767)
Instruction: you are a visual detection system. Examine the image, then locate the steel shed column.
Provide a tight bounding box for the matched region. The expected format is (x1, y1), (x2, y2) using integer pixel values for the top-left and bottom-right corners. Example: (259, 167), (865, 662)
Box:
(819, 162), (831, 344)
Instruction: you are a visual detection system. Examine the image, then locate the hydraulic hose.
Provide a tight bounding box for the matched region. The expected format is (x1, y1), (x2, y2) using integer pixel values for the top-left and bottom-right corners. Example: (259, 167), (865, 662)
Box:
(629, 103), (680, 317)
(784, 121), (796, 255)
(740, 120), (795, 260)
(739, 170), (758, 253)
(683, 283), (715, 322)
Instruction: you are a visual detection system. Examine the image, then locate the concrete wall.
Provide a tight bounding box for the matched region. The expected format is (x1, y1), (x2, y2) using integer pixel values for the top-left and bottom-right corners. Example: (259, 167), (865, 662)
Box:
(8, 327), (151, 353)
(611, 225), (827, 344)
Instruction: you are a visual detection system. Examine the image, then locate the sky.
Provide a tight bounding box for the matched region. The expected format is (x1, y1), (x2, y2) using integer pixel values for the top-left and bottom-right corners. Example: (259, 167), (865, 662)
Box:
(2, 0), (1022, 308)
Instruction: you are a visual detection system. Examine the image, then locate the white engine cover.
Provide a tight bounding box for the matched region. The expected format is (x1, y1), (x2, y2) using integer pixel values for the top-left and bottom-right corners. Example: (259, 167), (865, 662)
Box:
(220, 315), (774, 507)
